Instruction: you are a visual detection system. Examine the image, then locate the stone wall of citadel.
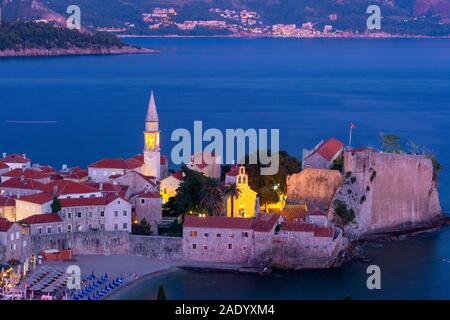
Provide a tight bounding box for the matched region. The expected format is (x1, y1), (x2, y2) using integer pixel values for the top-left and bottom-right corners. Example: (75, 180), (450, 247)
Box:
(0, 231), (183, 262)
(335, 151), (442, 236)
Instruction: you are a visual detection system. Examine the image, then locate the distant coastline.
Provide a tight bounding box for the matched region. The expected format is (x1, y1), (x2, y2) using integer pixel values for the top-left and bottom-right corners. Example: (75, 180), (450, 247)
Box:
(119, 33), (450, 39)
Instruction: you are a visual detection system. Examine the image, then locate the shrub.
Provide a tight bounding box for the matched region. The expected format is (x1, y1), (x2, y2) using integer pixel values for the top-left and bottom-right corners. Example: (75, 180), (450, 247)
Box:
(370, 171), (377, 182)
(360, 195), (367, 204)
(334, 200), (355, 225)
(350, 176), (357, 184)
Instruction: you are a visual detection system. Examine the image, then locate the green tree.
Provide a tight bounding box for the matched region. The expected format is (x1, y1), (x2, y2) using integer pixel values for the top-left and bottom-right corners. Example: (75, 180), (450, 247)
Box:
(379, 133), (402, 153)
(157, 284), (167, 300)
(222, 183), (241, 217)
(245, 150), (301, 210)
(132, 218), (152, 236)
(51, 197), (61, 213)
(200, 184), (224, 216)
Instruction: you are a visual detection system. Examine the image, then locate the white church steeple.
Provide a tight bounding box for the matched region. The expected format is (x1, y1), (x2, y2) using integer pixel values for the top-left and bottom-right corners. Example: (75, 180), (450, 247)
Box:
(143, 91), (161, 179)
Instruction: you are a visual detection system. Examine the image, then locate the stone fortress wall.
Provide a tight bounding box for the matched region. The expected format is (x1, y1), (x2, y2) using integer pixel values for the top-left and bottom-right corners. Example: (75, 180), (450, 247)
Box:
(333, 150), (442, 237)
(0, 231), (183, 262)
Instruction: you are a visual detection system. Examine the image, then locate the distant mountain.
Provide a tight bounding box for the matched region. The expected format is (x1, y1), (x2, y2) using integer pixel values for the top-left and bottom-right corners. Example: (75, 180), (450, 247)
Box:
(1, 0), (449, 36)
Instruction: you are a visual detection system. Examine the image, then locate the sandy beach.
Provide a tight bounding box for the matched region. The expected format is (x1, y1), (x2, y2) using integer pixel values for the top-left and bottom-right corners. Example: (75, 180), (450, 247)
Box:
(40, 254), (182, 299)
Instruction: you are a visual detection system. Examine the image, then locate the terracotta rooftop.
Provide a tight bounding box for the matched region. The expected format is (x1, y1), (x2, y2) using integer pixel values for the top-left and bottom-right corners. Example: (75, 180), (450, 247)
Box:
(0, 177), (46, 191)
(59, 195), (126, 208)
(171, 171), (184, 181)
(252, 214), (282, 232)
(42, 180), (100, 196)
(0, 162), (9, 169)
(2, 168), (50, 180)
(136, 191), (161, 199)
(281, 222), (316, 232)
(89, 158), (142, 170)
(314, 226), (334, 238)
(0, 153), (31, 164)
(17, 192), (53, 205)
(307, 138), (344, 161)
(19, 213), (62, 225)
(184, 215), (254, 230)
(0, 219), (14, 232)
(225, 168), (239, 177)
(308, 210), (327, 216)
(280, 222), (334, 238)
(277, 205), (308, 222)
(0, 196), (15, 207)
(38, 166), (56, 174)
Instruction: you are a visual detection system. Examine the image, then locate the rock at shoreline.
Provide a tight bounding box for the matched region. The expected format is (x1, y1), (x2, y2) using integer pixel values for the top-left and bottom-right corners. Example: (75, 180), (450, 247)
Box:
(0, 46), (157, 58)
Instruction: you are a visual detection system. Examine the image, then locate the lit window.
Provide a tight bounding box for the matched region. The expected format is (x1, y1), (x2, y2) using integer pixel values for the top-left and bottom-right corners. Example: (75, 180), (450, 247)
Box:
(190, 230), (198, 237)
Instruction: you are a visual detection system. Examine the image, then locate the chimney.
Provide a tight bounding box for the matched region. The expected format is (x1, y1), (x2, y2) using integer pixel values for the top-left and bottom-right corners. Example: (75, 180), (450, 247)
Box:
(22, 154), (26, 158)
(99, 183), (103, 190)
(2, 153), (6, 158)
(62, 164), (68, 171)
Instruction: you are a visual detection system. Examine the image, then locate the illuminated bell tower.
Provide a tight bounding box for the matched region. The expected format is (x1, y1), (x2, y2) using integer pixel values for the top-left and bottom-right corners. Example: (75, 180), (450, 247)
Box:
(143, 91), (161, 179)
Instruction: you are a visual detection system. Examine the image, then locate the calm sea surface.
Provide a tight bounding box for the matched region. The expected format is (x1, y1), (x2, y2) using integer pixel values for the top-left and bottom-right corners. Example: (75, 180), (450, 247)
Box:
(1, 38), (449, 299)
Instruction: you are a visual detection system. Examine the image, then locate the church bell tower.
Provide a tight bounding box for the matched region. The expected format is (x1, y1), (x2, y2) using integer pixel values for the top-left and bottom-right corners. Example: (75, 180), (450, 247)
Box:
(143, 91), (161, 179)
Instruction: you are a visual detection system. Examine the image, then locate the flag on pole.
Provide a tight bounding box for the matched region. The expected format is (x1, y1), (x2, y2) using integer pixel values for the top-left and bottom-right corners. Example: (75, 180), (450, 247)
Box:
(348, 122), (356, 148)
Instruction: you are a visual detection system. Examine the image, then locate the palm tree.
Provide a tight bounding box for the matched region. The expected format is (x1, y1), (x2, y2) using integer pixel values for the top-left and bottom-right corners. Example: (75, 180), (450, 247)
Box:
(200, 184), (224, 216)
(223, 183), (241, 218)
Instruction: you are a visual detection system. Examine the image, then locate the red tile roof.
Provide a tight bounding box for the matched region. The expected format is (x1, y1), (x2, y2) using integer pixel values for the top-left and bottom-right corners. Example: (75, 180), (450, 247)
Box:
(19, 213), (62, 225)
(280, 222), (334, 238)
(252, 214), (281, 232)
(308, 210), (327, 216)
(314, 226), (334, 238)
(2, 168), (50, 180)
(38, 166), (56, 174)
(171, 171), (184, 181)
(137, 191), (161, 199)
(89, 158), (142, 170)
(59, 195), (127, 208)
(278, 206), (308, 222)
(0, 196), (15, 207)
(0, 178), (46, 191)
(308, 138), (344, 161)
(225, 169), (239, 177)
(0, 153), (31, 164)
(42, 180), (100, 196)
(184, 215), (254, 230)
(281, 222), (316, 232)
(17, 192), (53, 205)
(0, 220), (14, 232)
(0, 162), (9, 169)
(63, 168), (88, 180)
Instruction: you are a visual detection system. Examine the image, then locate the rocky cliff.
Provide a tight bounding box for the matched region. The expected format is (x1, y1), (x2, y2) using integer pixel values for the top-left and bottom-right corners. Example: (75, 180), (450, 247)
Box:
(332, 150), (442, 238)
(286, 168), (342, 209)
